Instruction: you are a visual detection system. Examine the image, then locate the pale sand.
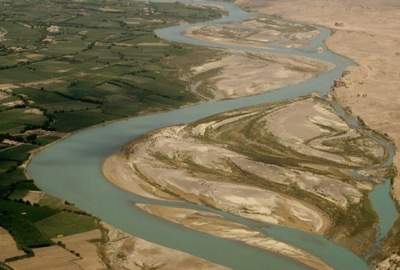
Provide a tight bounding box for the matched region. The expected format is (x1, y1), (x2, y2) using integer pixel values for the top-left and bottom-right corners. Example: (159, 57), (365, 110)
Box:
(100, 223), (229, 270)
(22, 190), (45, 204)
(137, 204), (333, 270)
(188, 51), (331, 99)
(186, 18), (319, 49)
(104, 97), (385, 234)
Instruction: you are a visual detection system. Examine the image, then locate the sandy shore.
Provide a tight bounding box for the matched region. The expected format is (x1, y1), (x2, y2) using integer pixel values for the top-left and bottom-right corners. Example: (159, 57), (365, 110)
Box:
(100, 223), (229, 270)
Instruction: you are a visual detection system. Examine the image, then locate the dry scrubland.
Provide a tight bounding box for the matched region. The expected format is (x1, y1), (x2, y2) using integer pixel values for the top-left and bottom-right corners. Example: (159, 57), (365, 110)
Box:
(104, 97), (388, 261)
(235, 0), (400, 267)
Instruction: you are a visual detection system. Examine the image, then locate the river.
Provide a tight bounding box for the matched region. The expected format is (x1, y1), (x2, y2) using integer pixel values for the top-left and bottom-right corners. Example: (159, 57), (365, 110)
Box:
(27, 1), (398, 269)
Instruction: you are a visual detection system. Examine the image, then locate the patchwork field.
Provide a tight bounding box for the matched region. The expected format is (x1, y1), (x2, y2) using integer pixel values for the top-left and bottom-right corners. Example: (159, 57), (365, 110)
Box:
(0, 0), (223, 268)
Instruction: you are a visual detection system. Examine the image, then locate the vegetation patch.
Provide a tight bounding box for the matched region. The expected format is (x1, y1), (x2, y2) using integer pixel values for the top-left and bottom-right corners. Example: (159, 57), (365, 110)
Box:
(0, 0), (223, 261)
(36, 211), (97, 239)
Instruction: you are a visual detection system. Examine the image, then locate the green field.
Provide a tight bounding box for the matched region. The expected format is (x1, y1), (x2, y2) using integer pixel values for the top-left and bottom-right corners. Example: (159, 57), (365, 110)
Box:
(0, 0), (222, 257)
(36, 212), (97, 238)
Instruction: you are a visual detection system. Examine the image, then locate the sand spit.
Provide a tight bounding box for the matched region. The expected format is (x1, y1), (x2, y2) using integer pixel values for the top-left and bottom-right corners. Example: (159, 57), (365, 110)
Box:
(137, 204), (334, 270)
(104, 97), (385, 244)
(186, 16), (318, 49)
(187, 51), (331, 99)
(100, 223), (229, 270)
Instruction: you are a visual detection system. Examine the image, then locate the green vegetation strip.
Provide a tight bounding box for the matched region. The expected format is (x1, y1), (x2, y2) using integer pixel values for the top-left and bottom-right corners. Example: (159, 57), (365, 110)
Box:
(0, 0), (222, 257)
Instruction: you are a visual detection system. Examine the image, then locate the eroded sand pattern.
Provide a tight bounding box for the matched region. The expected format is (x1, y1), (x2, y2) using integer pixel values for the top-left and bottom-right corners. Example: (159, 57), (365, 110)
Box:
(187, 16), (319, 49)
(104, 97), (388, 264)
(187, 51), (331, 99)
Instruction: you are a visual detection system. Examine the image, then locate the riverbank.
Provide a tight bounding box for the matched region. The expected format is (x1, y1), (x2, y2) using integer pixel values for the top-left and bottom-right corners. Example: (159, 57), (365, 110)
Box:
(136, 204), (333, 270)
(99, 223), (229, 270)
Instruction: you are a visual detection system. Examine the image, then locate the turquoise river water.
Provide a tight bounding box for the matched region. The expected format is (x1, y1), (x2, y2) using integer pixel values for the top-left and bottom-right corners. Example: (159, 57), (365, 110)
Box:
(28, 1), (398, 269)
